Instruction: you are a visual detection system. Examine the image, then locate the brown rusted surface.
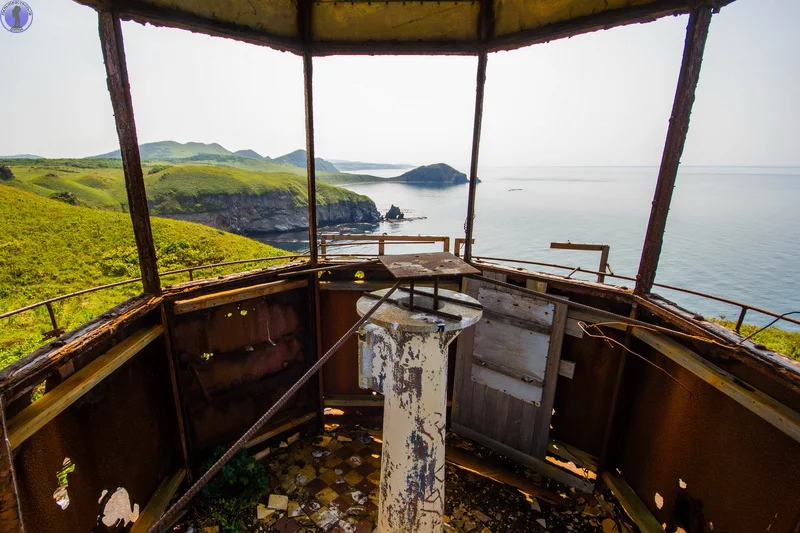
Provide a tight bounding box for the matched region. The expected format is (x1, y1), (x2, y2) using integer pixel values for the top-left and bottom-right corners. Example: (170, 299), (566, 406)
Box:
(169, 285), (317, 461)
(639, 293), (800, 409)
(612, 340), (800, 533)
(320, 290), (363, 397)
(379, 253), (479, 279)
(552, 331), (623, 457)
(0, 397), (24, 533)
(14, 341), (177, 533)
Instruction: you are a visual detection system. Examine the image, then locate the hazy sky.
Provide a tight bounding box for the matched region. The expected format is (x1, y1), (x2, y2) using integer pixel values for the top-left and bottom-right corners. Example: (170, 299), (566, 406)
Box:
(1, 0), (798, 167)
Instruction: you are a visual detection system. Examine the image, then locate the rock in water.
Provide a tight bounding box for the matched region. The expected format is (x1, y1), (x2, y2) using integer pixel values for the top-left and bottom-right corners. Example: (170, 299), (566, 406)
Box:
(385, 205), (404, 220)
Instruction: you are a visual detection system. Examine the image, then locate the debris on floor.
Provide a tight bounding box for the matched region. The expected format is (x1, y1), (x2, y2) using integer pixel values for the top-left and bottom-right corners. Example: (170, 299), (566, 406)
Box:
(174, 424), (635, 532)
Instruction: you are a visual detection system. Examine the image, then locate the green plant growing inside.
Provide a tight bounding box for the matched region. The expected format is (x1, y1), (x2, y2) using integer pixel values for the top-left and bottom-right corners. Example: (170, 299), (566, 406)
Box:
(200, 447), (269, 532)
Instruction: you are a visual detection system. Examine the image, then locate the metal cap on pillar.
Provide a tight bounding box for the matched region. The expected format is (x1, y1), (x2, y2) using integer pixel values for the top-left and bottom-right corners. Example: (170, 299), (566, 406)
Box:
(355, 253), (483, 533)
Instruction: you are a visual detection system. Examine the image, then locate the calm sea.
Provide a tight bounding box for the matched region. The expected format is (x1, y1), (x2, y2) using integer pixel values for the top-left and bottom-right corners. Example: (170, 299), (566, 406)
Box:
(260, 166), (800, 330)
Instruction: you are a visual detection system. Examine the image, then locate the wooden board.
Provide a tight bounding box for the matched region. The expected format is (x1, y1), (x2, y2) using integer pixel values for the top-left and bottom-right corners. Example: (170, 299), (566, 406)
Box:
(453, 278), (568, 464)
(478, 286), (554, 328)
(7, 325), (163, 450)
(602, 471), (663, 533)
(130, 469), (187, 533)
(173, 279), (307, 314)
(471, 367), (542, 404)
(474, 319), (549, 380)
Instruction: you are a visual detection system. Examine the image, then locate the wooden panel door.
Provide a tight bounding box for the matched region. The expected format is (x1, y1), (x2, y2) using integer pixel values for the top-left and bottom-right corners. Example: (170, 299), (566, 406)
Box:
(452, 278), (567, 459)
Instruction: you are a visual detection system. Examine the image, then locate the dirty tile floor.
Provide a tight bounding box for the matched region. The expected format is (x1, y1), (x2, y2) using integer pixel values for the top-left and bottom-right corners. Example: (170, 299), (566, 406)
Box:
(184, 424), (630, 533)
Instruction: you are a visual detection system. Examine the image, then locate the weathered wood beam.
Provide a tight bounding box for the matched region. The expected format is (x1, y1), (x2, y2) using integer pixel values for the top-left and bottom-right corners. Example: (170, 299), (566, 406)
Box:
(531, 303), (568, 458)
(635, 5), (713, 294)
(98, 9), (160, 294)
(130, 469), (187, 533)
(6, 325), (163, 450)
(452, 422), (595, 493)
(0, 397), (24, 533)
(172, 279), (307, 315)
(602, 471), (663, 533)
(244, 411), (317, 450)
(0, 295), (160, 401)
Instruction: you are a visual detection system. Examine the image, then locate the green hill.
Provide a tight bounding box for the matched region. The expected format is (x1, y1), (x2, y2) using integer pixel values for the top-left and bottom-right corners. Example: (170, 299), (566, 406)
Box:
(269, 149), (339, 172)
(91, 140), (233, 160)
(0, 184), (289, 368)
(3, 160), (376, 215)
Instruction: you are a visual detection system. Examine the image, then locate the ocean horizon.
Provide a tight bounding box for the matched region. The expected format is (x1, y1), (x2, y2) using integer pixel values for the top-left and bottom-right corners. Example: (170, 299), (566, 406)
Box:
(259, 165), (800, 331)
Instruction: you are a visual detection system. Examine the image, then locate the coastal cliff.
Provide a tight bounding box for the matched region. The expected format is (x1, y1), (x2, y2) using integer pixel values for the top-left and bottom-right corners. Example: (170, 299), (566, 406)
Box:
(160, 190), (379, 233)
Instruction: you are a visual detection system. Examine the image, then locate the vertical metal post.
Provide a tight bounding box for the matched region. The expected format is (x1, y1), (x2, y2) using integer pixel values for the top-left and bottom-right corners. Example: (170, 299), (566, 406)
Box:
(464, 0), (493, 263)
(300, 0), (319, 263)
(98, 9), (161, 295)
(44, 302), (58, 332)
(597, 245), (610, 284)
(635, 5), (713, 295)
(735, 307), (748, 333)
(159, 306), (193, 481)
(378, 238), (385, 256)
(463, 51), (487, 263)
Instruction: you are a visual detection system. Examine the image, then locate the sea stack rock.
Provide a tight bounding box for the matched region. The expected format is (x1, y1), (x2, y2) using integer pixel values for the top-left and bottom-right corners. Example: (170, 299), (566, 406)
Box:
(386, 205), (404, 220)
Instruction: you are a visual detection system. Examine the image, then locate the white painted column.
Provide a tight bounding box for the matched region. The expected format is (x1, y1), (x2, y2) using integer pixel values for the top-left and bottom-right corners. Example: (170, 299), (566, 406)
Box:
(356, 289), (482, 533)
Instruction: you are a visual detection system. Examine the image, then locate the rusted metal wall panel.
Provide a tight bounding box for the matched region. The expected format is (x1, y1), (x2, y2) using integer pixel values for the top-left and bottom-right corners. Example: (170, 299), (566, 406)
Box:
(613, 343), (800, 533)
(320, 290), (363, 397)
(170, 286), (317, 460)
(551, 333), (621, 457)
(13, 342), (177, 533)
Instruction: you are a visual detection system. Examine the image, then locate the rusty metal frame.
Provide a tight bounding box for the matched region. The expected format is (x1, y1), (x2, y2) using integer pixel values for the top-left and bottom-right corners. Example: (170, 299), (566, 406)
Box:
(98, 7), (160, 295)
(635, 5), (714, 295)
(300, 0), (319, 263)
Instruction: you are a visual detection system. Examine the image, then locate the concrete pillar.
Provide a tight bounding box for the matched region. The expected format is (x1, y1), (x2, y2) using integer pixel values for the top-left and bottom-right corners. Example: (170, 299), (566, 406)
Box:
(356, 289), (482, 533)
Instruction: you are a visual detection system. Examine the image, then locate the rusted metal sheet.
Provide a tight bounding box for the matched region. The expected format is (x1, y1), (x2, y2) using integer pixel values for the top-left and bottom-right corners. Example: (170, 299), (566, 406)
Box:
(378, 252), (479, 279)
(13, 343), (178, 533)
(613, 345), (800, 533)
(552, 333), (622, 456)
(169, 284), (317, 459)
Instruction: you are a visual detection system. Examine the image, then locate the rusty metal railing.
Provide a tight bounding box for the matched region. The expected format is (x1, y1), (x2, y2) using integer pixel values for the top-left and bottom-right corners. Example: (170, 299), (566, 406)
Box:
(4, 235), (798, 340)
(472, 255), (800, 332)
(320, 234), (450, 258)
(0, 254), (307, 336)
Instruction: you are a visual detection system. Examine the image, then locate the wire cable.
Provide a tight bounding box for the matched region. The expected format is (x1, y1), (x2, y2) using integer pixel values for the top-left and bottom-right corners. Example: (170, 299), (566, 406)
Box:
(737, 311), (800, 345)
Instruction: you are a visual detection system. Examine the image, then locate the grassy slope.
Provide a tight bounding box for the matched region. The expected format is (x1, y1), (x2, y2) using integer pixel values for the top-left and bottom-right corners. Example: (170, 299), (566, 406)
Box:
(708, 319), (800, 361)
(144, 165), (365, 213)
(3, 159), (375, 214)
(0, 184), (288, 368)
